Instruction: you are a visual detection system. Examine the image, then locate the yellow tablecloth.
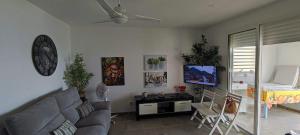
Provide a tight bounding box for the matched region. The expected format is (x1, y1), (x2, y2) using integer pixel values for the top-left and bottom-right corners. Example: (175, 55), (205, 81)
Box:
(247, 87), (300, 108)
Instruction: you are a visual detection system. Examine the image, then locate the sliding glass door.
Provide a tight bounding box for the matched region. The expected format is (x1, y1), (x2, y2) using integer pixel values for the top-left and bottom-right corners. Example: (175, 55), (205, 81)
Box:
(229, 29), (257, 134)
(229, 17), (300, 135)
(258, 17), (300, 135)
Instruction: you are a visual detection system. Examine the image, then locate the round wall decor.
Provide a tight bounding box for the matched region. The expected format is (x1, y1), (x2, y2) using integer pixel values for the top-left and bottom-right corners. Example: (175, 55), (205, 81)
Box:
(32, 35), (58, 76)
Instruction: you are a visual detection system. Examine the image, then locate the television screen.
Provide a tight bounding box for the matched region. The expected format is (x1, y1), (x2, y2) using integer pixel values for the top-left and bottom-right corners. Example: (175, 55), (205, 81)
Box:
(184, 65), (217, 86)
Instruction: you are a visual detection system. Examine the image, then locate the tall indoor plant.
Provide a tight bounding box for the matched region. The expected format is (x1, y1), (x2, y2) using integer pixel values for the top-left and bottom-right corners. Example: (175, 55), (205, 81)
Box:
(182, 35), (225, 93)
(63, 53), (94, 98)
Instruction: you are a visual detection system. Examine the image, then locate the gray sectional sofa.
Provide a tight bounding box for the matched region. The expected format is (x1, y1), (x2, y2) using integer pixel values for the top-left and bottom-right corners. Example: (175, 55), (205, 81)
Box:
(2, 88), (111, 135)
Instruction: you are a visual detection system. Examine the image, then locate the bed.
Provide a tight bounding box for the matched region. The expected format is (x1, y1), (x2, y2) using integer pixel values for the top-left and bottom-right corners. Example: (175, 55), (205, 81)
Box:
(247, 83), (300, 108)
(247, 83), (300, 118)
(246, 65), (300, 118)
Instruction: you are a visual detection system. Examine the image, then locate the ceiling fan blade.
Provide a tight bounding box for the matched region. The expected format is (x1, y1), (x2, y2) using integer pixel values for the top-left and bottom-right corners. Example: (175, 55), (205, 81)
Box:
(96, 0), (120, 17)
(95, 19), (113, 24)
(135, 15), (161, 22)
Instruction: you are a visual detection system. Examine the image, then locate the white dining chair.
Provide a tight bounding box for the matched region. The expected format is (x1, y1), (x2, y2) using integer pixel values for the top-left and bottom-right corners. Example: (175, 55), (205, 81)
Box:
(190, 89), (216, 127)
(195, 93), (227, 135)
(209, 92), (243, 135)
(223, 93), (243, 135)
(205, 94), (227, 135)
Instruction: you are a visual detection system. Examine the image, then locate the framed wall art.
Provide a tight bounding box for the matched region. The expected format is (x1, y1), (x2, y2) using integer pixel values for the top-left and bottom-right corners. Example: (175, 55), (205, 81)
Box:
(144, 72), (167, 88)
(101, 57), (125, 86)
(144, 55), (167, 71)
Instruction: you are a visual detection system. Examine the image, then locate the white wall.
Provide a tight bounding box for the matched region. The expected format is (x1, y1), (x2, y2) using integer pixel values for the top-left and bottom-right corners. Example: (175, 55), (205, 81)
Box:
(0, 0), (71, 115)
(276, 42), (300, 66)
(261, 45), (278, 83)
(71, 25), (199, 113)
(262, 42), (300, 81)
(204, 0), (300, 89)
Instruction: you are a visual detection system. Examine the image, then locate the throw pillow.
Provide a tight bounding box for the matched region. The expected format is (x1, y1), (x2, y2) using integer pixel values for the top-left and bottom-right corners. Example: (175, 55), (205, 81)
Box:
(77, 102), (95, 118)
(53, 120), (77, 135)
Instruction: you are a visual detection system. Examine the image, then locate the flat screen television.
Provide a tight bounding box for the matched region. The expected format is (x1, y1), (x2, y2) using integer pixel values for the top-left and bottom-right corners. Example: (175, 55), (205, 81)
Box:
(184, 65), (217, 86)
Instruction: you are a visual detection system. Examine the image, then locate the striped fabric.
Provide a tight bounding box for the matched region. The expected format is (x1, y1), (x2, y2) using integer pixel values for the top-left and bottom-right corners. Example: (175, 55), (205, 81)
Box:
(77, 102), (95, 118)
(53, 120), (77, 135)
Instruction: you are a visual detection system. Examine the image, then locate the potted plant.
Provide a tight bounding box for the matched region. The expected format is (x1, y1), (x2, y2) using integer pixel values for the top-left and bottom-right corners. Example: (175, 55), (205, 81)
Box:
(63, 53), (94, 99)
(158, 56), (166, 69)
(182, 35), (225, 94)
(147, 58), (154, 69)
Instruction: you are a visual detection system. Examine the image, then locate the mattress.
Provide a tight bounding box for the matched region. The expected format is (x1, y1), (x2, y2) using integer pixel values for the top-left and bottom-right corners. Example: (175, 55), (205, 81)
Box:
(247, 83), (300, 108)
(262, 83), (297, 91)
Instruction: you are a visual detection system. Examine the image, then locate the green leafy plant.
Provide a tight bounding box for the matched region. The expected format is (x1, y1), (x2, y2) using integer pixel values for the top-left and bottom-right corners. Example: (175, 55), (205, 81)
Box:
(63, 53), (94, 97)
(147, 58), (154, 64)
(182, 35), (225, 83)
(158, 56), (166, 62)
(152, 59), (160, 65)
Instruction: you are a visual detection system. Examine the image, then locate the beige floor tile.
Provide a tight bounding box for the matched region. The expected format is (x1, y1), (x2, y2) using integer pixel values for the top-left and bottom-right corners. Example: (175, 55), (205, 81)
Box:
(109, 113), (248, 135)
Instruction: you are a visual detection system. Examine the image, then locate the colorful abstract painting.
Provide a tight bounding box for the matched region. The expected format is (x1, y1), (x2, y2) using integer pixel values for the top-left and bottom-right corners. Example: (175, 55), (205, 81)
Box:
(101, 57), (125, 86)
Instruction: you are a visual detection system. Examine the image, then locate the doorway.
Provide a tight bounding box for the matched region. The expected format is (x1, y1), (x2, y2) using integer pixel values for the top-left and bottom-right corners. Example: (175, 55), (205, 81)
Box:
(228, 29), (257, 134)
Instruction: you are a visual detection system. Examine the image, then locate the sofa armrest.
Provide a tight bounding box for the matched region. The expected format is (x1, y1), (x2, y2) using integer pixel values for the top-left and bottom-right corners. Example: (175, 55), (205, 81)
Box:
(0, 127), (8, 135)
(92, 101), (111, 110)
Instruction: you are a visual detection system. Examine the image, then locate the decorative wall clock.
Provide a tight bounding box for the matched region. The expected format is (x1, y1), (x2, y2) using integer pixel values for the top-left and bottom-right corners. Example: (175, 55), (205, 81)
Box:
(32, 35), (58, 76)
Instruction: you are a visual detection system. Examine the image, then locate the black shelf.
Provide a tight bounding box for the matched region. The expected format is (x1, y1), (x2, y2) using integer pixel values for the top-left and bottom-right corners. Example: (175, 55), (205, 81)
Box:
(158, 101), (174, 113)
(135, 93), (194, 120)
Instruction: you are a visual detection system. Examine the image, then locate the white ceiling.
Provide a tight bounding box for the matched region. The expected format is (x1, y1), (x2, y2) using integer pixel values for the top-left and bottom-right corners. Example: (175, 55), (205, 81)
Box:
(28, 0), (278, 28)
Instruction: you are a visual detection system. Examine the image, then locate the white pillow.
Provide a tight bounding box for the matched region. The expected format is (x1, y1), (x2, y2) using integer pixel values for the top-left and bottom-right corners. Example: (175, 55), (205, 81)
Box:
(273, 65), (299, 87)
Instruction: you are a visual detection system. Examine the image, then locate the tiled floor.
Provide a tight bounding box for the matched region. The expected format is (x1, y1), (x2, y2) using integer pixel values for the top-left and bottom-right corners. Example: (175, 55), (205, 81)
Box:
(237, 105), (300, 135)
(109, 113), (246, 135)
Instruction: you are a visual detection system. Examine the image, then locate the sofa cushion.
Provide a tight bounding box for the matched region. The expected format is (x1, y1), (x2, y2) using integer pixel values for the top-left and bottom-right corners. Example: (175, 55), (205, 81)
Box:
(53, 120), (77, 135)
(75, 110), (111, 131)
(0, 127), (8, 135)
(4, 97), (65, 135)
(75, 126), (106, 135)
(92, 101), (111, 110)
(77, 102), (95, 118)
(55, 88), (82, 124)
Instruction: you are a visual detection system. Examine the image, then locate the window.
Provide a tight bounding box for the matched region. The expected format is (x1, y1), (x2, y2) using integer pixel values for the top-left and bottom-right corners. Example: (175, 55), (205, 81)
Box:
(233, 46), (256, 72)
(230, 29), (256, 72)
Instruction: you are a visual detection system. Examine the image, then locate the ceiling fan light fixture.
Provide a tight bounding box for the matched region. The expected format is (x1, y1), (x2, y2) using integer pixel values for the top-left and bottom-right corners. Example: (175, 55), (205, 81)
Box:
(113, 16), (128, 24)
(96, 0), (161, 24)
(114, 5), (126, 14)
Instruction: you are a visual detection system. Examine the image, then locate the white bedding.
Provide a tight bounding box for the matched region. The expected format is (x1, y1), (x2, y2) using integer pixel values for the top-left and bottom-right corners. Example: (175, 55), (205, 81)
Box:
(262, 83), (299, 91)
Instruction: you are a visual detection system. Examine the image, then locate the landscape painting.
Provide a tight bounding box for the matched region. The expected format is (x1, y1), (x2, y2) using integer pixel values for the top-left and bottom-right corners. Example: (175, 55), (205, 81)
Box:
(101, 57), (125, 86)
(144, 72), (167, 88)
(144, 55), (167, 71)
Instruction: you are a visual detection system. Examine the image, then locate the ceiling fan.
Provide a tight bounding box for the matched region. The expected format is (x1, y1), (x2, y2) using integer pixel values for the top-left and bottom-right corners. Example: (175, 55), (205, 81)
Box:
(95, 0), (161, 24)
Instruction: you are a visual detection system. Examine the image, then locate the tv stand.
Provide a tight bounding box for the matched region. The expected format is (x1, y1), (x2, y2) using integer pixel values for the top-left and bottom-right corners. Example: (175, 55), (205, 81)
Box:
(134, 93), (194, 120)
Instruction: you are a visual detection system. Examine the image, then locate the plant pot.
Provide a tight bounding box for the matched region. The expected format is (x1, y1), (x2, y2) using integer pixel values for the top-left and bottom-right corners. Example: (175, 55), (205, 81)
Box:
(148, 64), (154, 70)
(154, 64), (159, 70)
(79, 90), (85, 98)
(159, 62), (165, 70)
(79, 90), (87, 101)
